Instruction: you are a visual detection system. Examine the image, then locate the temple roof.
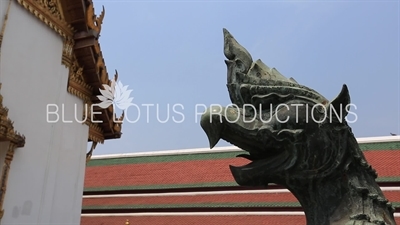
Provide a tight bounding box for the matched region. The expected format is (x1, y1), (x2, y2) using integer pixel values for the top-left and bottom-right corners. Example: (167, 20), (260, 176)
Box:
(81, 136), (400, 224)
(84, 136), (400, 193)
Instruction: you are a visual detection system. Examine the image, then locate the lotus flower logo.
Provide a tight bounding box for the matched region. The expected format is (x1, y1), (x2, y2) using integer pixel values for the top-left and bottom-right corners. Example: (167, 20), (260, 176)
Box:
(97, 75), (134, 110)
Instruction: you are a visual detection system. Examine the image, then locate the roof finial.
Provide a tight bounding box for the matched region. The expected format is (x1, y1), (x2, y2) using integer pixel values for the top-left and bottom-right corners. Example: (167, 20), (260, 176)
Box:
(125, 219), (130, 225)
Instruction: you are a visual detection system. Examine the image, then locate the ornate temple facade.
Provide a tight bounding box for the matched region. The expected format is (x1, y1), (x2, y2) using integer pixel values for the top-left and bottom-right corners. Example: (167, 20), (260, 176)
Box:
(0, 0), (122, 224)
(81, 136), (400, 225)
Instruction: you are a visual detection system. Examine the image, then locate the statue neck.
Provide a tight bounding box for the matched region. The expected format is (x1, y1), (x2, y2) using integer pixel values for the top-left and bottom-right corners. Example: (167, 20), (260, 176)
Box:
(284, 165), (396, 225)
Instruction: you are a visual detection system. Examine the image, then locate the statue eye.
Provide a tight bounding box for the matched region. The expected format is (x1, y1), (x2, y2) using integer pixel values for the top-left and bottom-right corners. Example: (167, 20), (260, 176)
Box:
(235, 59), (246, 73)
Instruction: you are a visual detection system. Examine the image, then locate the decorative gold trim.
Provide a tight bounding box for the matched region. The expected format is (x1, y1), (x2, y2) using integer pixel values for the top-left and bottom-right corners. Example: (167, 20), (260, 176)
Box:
(0, 142), (16, 219)
(95, 50), (110, 85)
(85, 141), (97, 163)
(0, 86), (25, 147)
(88, 122), (104, 144)
(0, 1), (33, 215)
(17, 0), (124, 143)
(0, 0), (12, 48)
(113, 111), (124, 133)
(93, 40), (101, 56)
(62, 37), (74, 68)
(67, 58), (92, 102)
(16, 0), (73, 38)
(36, 0), (63, 20)
(0, 84), (25, 218)
(86, 1), (105, 35)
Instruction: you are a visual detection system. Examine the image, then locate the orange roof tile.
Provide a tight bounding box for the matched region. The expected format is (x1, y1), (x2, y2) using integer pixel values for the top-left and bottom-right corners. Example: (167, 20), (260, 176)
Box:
(84, 150), (400, 191)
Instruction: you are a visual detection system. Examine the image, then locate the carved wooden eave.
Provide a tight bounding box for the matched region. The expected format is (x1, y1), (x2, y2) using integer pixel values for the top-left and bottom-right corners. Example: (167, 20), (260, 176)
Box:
(0, 87), (25, 147)
(16, 0), (73, 38)
(70, 1), (123, 141)
(14, 0), (124, 147)
(67, 58), (92, 102)
(0, 84), (25, 218)
(67, 0), (123, 141)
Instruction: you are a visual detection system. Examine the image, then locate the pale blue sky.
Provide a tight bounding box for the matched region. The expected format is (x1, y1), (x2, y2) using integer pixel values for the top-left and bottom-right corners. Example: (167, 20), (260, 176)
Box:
(92, 0), (399, 155)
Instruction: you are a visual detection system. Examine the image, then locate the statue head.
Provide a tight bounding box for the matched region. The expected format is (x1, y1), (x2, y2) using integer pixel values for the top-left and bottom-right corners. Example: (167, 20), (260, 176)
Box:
(201, 29), (372, 187)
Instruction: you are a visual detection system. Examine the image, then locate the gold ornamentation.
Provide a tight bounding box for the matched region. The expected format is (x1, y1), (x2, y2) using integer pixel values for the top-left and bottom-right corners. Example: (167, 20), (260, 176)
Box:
(16, 0), (73, 39)
(62, 38), (74, 68)
(88, 122), (105, 143)
(0, 0), (12, 49)
(16, 0), (124, 143)
(35, 0), (62, 20)
(85, 141), (97, 163)
(67, 59), (92, 103)
(111, 70), (118, 86)
(113, 111), (124, 133)
(95, 54), (111, 87)
(86, 1), (105, 34)
(95, 52), (107, 83)
(93, 41), (101, 57)
(0, 87), (25, 148)
(0, 143), (16, 219)
(0, 85), (25, 218)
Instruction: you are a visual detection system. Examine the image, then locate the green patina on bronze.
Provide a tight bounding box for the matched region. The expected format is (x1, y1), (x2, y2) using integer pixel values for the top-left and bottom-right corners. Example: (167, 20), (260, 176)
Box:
(200, 29), (398, 225)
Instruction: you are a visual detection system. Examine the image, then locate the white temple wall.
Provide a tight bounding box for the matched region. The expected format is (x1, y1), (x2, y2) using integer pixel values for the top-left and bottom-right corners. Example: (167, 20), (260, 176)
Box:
(0, 1), (88, 224)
